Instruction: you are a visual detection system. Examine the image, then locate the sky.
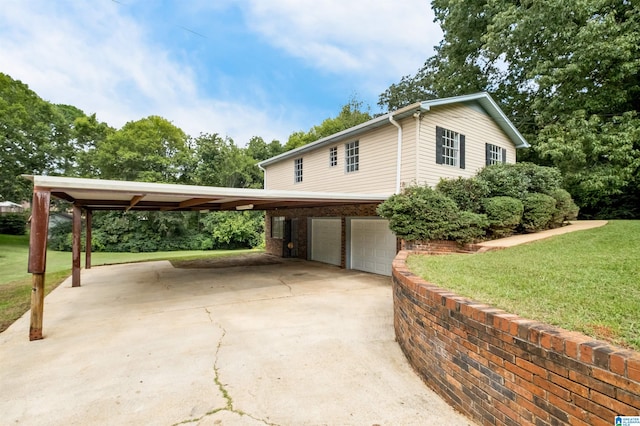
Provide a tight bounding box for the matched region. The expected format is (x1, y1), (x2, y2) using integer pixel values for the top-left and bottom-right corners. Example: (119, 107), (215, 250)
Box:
(0, 0), (442, 145)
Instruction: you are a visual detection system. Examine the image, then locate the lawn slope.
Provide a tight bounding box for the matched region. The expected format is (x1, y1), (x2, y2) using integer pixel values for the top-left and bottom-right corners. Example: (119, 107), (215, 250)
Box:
(407, 220), (640, 350)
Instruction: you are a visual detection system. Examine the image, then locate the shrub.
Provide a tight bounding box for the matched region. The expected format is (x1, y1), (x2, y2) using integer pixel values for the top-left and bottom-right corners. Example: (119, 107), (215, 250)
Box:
(0, 213), (27, 235)
(436, 177), (489, 213)
(482, 196), (524, 237)
(377, 186), (488, 243)
(476, 162), (562, 199)
(448, 211), (489, 243)
(521, 193), (557, 232)
(550, 189), (580, 227)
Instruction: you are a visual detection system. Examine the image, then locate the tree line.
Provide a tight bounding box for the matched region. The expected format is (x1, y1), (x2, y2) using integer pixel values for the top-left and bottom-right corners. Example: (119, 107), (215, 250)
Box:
(0, 72), (372, 250)
(379, 0), (639, 219)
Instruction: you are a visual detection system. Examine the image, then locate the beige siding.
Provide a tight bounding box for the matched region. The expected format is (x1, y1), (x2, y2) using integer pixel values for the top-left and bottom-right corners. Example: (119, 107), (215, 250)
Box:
(264, 102), (518, 193)
(266, 119), (417, 194)
(416, 103), (517, 187)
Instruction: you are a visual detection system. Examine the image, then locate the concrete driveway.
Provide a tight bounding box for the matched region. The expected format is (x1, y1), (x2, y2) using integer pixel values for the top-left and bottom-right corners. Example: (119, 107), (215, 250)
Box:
(0, 255), (475, 425)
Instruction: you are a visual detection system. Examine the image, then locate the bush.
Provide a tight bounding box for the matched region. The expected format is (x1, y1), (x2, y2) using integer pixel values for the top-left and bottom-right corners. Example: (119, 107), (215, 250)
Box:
(482, 197), (524, 237)
(521, 193), (557, 233)
(448, 211), (489, 243)
(476, 162), (562, 199)
(550, 189), (580, 227)
(0, 213), (27, 235)
(377, 186), (488, 243)
(436, 177), (489, 213)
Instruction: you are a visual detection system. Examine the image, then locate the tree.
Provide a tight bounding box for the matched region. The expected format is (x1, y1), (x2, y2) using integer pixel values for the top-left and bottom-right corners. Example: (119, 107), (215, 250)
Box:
(92, 116), (190, 183)
(192, 133), (258, 188)
(0, 73), (74, 201)
(379, 0), (640, 218)
(284, 97), (372, 150)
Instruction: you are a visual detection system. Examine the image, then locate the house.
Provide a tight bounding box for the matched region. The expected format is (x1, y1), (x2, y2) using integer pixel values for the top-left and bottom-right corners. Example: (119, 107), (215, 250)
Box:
(0, 201), (24, 213)
(257, 93), (529, 276)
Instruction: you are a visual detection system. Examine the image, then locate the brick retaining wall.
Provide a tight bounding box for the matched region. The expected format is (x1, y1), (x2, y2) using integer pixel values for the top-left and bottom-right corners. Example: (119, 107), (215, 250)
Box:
(392, 250), (640, 425)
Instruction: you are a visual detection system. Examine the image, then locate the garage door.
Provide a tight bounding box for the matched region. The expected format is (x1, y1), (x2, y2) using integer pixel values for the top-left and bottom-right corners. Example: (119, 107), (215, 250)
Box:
(350, 219), (397, 276)
(310, 218), (341, 266)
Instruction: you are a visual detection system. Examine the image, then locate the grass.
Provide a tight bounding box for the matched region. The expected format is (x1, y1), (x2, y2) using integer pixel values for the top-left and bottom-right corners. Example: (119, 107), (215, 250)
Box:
(407, 220), (640, 350)
(0, 233), (260, 332)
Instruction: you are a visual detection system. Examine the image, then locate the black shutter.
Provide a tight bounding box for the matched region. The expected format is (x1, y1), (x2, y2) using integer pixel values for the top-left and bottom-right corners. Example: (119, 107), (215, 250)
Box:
(485, 143), (491, 165)
(435, 126), (443, 164)
(459, 134), (465, 169)
(502, 147), (507, 163)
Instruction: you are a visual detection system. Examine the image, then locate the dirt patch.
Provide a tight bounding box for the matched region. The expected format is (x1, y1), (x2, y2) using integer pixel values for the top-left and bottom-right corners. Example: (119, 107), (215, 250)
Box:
(171, 253), (284, 269)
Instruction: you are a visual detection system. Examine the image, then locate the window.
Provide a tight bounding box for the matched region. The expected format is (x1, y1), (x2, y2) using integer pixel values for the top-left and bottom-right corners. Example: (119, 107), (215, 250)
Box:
(345, 141), (359, 173)
(271, 216), (284, 238)
(294, 158), (303, 183)
(436, 126), (465, 169)
(486, 143), (506, 165)
(329, 146), (338, 167)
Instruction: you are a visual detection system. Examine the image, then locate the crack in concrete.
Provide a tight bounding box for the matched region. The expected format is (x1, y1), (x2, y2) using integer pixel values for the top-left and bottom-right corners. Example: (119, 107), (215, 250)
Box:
(172, 310), (279, 426)
(278, 277), (293, 295)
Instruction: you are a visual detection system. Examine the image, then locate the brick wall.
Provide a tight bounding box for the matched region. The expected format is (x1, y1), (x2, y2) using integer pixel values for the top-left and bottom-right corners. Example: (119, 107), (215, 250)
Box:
(265, 204), (380, 267)
(393, 250), (640, 425)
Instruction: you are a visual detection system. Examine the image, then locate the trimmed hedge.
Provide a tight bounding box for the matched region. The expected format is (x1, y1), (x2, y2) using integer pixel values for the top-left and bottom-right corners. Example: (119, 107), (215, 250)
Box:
(435, 177), (489, 213)
(482, 196), (523, 237)
(521, 193), (557, 232)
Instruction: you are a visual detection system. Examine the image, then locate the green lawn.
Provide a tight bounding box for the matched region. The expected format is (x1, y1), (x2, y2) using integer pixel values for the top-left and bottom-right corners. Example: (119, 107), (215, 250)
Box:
(407, 220), (640, 350)
(0, 233), (260, 332)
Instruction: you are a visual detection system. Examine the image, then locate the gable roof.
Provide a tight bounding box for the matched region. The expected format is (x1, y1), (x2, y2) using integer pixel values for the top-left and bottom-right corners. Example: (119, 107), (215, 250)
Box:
(258, 92), (529, 167)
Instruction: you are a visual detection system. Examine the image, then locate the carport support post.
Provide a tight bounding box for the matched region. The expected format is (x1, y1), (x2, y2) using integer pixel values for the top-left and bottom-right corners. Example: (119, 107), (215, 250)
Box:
(85, 209), (92, 269)
(28, 188), (50, 341)
(72, 204), (81, 287)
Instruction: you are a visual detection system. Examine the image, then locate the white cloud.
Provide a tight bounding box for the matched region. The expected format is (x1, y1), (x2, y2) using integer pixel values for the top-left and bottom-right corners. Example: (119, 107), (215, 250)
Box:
(0, 0), (442, 147)
(0, 1), (292, 144)
(240, 0), (441, 80)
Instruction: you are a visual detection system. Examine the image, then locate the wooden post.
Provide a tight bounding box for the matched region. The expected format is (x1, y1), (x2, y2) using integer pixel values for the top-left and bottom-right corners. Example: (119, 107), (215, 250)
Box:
(85, 209), (92, 269)
(28, 188), (50, 341)
(72, 204), (81, 287)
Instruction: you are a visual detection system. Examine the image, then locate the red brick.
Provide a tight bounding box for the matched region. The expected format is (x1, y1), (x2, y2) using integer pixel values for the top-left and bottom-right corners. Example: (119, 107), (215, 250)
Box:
(516, 395), (549, 422)
(579, 341), (606, 364)
(573, 394), (615, 423)
(593, 367), (640, 395)
(616, 388), (640, 410)
(629, 364), (640, 382)
(505, 361), (533, 381)
(591, 390), (638, 416)
(548, 371), (589, 398)
(515, 375), (546, 398)
(548, 393), (589, 421)
(516, 357), (548, 378)
(567, 414), (591, 426)
(532, 374), (571, 401)
(610, 351), (627, 375)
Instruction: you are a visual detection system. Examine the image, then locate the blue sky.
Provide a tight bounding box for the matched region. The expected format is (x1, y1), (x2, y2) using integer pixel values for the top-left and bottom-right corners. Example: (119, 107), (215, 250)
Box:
(0, 1), (442, 145)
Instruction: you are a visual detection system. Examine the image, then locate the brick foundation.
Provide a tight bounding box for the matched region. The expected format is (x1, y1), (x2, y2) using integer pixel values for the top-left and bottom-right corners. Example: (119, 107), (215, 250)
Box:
(393, 250), (640, 425)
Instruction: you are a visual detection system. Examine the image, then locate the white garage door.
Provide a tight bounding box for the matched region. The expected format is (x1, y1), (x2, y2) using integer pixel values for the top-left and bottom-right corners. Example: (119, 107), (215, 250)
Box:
(350, 219), (397, 276)
(310, 218), (341, 266)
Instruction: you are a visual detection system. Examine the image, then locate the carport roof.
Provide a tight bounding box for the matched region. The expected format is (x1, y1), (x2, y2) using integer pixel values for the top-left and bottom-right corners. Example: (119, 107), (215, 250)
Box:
(23, 175), (391, 211)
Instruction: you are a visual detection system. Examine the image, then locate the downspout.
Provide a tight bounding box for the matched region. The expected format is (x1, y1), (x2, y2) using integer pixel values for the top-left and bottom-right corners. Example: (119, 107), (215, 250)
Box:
(389, 114), (402, 194)
(258, 163), (267, 189)
(413, 111), (421, 185)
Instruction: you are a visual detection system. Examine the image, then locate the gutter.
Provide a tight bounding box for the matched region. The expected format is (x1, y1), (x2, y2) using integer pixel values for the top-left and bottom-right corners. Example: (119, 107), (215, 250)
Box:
(389, 114), (402, 194)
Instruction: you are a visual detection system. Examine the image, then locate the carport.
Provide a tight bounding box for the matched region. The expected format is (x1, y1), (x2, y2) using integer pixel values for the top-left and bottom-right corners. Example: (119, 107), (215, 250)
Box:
(24, 175), (388, 341)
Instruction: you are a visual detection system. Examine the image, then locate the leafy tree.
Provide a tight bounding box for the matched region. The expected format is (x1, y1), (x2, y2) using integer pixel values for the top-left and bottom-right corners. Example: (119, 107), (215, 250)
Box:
(284, 97), (372, 150)
(0, 73), (73, 201)
(92, 116), (189, 182)
(379, 0), (640, 217)
(192, 133), (259, 188)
